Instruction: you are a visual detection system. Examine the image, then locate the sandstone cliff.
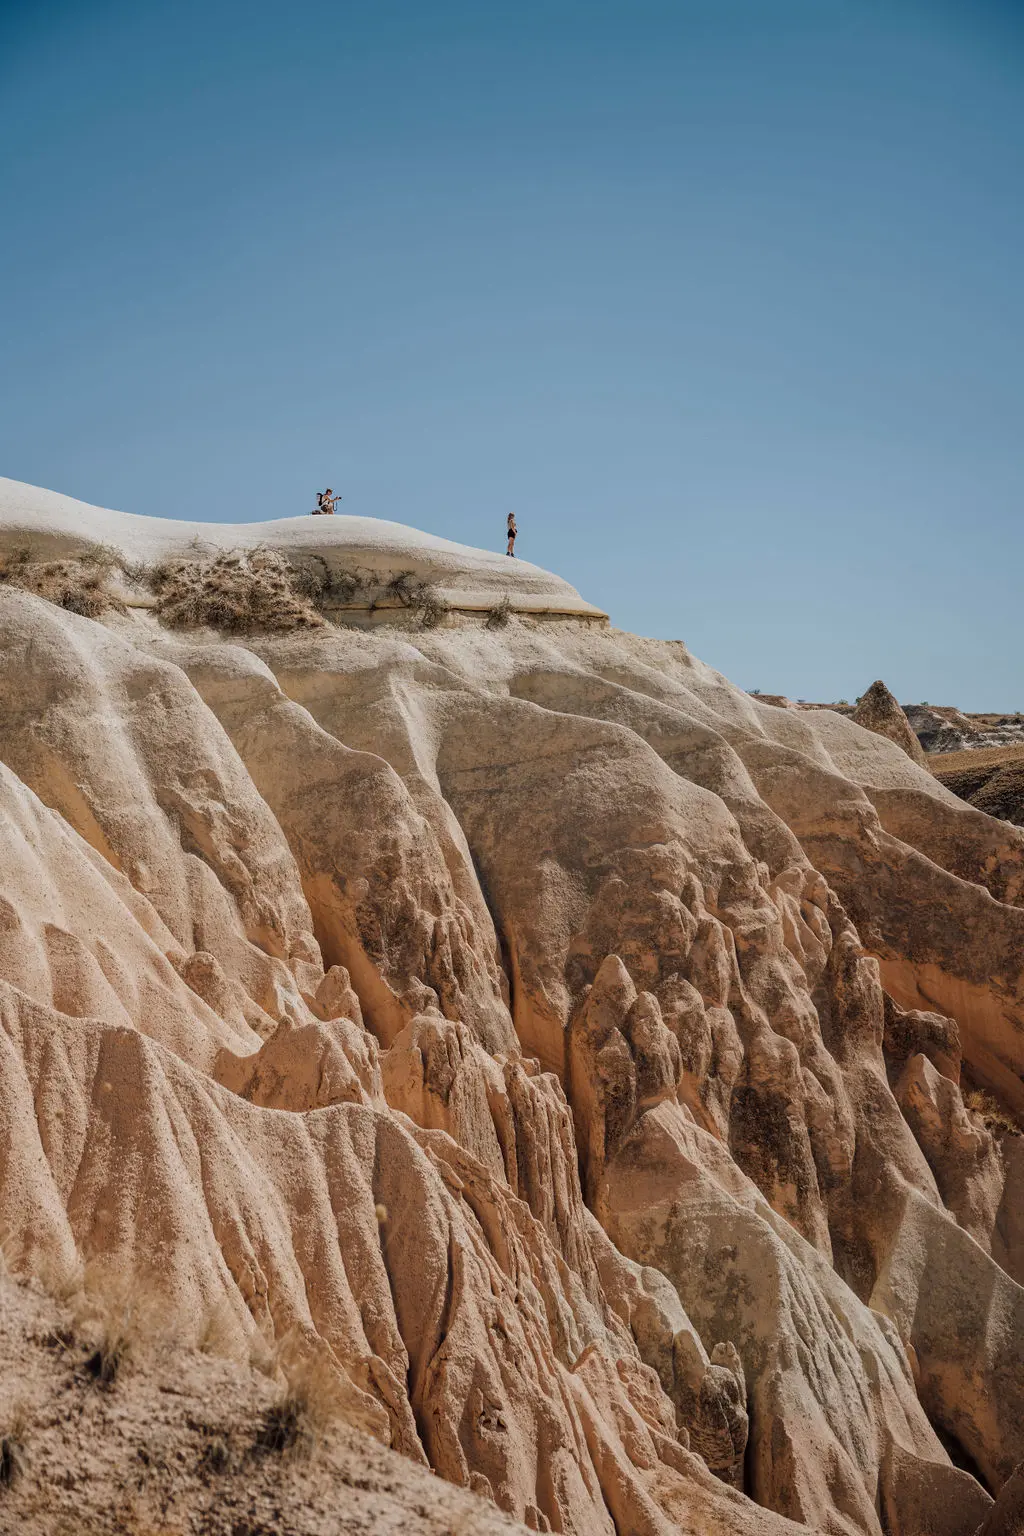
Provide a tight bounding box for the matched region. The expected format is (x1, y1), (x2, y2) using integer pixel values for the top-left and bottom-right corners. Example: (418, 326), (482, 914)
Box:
(0, 477), (1021, 1536)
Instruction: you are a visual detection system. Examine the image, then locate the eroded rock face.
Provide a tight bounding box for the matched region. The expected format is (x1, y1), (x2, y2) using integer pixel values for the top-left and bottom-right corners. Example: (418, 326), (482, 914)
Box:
(851, 680), (927, 764)
(1, 560), (1022, 1536)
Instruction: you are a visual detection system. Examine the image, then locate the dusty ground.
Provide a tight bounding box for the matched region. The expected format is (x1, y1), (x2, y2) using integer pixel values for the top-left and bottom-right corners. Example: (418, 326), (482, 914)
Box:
(0, 1270), (521, 1536)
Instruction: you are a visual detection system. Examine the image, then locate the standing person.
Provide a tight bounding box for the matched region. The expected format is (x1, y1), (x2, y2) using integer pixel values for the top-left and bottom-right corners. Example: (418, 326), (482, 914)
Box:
(506, 511), (517, 556)
(314, 488), (340, 515)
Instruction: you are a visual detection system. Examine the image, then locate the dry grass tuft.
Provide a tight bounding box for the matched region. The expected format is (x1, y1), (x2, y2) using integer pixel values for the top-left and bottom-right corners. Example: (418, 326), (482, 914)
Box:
(0, 1399), (30, 1487)
(286, 553), (365, 608)
(0, 1227), (18, 1279)
(419, 588), (450, 629)
(963, 1085), (1022, 1138)
(0, 546), (126, 618)
(377, 571), (449, 628)
(485, 593), (512, 630)
(148, 548), (326, 634)
(255, 1337), (375, 1459)
(198, 1431), (232, 1475)
(65, 1264), (164, 1387)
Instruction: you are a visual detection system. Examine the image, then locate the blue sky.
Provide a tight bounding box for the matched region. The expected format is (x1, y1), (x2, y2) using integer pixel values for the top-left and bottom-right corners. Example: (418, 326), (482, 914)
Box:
(2, 0), (1022, 706)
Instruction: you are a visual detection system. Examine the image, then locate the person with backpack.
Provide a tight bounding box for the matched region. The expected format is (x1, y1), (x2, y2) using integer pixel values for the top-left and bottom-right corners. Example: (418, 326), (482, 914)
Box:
(314, 488), (340, 515)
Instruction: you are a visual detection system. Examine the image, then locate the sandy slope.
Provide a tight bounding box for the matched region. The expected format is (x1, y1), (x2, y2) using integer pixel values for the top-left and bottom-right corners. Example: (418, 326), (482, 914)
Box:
(1, 478), (1022, 1536)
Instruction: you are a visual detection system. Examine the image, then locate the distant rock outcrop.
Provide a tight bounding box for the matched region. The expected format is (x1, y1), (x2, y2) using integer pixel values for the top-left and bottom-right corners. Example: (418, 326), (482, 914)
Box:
(905, 703), (1024, 755)
(852, 679), (928, 763)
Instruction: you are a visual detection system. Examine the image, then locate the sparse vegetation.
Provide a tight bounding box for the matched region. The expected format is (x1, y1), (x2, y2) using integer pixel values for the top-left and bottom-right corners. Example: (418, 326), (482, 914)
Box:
(377, 570), (449, 628)
(0, 542), (501, 634)
(0, 546), (126, 617)
(0, 1400), (29, 1487)
(0, 1239), (521, 1532)
(419, 588), (449, 628)
(485, 593), (512, 630)
(198, 1432), (232, 1475)
(147, 552), (451, 633)
(148, 548), (326, 634)
(931, 744), (1024, 828)
(286, 553), (365, 608)
(65, 1265), (162, 1388)
(255, 1339), (369, 1459)
(963, 1085), (1022, 1138)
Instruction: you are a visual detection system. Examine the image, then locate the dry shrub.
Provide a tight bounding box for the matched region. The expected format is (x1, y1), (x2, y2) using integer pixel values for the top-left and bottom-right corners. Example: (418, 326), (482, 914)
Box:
(485, 593), (512, 630)
(964, 1085), (1022, 1138)
(419, 588), (450, 629)
(382, 571), (419, 608)
(288, 554), (364, 608)
(0, 546), (125, 618)
(0, 1399), (29, 1487)
(66, 1263), (164, 1387)
(376, 571), (449, 629)
(198, 1432), (232, 1476)
(255, 1336), (376, 1459)
(149, 548), (326, 634)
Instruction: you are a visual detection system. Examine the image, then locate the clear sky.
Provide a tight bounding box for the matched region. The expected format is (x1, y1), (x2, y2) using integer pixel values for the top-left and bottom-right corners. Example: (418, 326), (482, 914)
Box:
(2, 0), (1022, 707)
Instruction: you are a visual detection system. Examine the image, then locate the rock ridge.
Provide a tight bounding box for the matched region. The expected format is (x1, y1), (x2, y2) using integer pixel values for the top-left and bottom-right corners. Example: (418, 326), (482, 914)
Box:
(0, 482), (1022, 1535)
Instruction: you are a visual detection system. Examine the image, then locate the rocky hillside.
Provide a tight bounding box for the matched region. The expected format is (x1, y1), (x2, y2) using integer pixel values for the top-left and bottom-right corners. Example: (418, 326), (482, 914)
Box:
(0, 477), (1022, 1536)
(747, 692), (1024, 761)
(905, 705), (1024, 756)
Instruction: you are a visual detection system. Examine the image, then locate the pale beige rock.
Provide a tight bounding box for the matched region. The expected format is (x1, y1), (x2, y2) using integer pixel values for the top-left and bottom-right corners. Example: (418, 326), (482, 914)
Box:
(0, 587), (322, 1037)
(166, 636), (515, 1053)
(2, 484), (1023, 1535)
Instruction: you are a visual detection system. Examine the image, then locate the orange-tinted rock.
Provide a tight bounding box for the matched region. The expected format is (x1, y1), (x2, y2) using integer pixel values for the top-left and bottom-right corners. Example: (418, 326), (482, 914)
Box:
(2, 484), (1023, 1534)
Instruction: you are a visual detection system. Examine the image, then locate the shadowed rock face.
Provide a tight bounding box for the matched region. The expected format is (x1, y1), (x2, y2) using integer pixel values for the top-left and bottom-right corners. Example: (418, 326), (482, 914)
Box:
(935, 753), (1024, 830)
(1, 503), (1023, 1535)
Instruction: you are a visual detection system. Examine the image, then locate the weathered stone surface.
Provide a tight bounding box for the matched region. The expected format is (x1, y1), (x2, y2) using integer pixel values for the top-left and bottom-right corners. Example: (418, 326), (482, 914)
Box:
(851, 679), (928, 764)
(2, 488), (1023, 1534)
